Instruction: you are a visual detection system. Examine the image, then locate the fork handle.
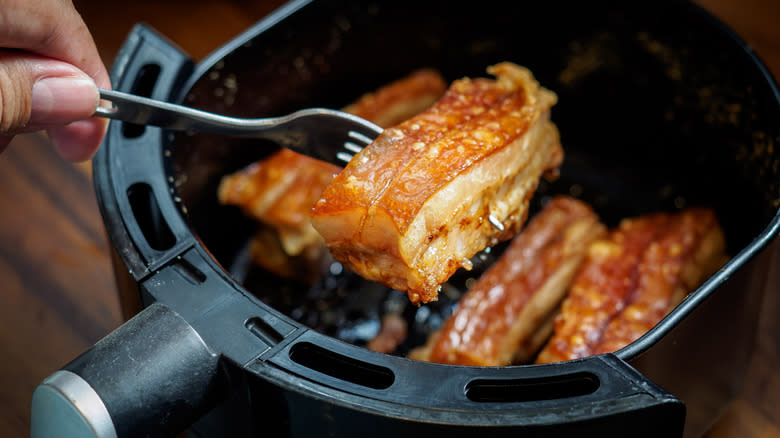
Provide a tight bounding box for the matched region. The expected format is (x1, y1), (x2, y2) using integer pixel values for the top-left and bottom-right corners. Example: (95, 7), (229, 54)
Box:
(95, 88), (276, 135)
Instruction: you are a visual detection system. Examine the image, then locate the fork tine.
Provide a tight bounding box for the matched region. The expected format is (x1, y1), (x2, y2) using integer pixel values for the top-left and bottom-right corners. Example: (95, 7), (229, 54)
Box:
(347, 130), (375, 146)
(336, 152), (354, 164)
(344, 142), (364, 154)
(338, 129), (375, 164)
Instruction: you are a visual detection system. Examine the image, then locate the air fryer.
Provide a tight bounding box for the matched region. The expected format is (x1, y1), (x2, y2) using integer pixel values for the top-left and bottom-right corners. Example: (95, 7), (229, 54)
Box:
(31, 1), (780, 438)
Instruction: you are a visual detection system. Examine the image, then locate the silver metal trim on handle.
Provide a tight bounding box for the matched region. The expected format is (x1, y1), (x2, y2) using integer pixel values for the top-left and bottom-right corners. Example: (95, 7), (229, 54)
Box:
(31, 370), (118, 438)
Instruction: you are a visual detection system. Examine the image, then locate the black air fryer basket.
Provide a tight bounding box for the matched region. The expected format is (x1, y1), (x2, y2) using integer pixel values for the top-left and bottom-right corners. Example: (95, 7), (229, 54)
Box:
(31, 1), (780, 437)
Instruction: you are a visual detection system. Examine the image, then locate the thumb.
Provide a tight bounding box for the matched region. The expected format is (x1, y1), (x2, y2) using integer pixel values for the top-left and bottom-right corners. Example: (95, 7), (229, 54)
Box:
(0, 52), (99, 153)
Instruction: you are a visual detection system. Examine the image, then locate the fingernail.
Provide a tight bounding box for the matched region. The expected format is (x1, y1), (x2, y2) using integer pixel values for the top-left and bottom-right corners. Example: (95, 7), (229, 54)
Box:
(30, 76), (99, 125)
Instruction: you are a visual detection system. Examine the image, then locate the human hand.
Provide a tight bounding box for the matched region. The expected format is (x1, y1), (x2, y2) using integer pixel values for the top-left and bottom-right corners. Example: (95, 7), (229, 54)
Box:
(0, 0), (110, 161)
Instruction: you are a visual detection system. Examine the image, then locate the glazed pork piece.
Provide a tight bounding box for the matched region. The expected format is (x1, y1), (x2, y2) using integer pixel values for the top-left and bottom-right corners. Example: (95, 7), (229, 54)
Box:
(218, 69), (447, 280)
(534, 213), (670, 363)
(342, 68), (449, 128)
(311, 62), (563, 304)
(217, 148), (341, 281)
(592, 208), (727, 355)
(409, 196), (606, 366)
(218, 149), (340, 256)
(535, 207), (726, 363)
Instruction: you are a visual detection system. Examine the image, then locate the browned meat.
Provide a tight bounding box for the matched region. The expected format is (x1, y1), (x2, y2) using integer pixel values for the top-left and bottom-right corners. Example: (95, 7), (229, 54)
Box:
(409, 196), (605, 366)
(534, 213), (671, 363)
(218, 69), (447, 280)
(311, 62), (563, 304)
(342, 68), (448, 128)
(218, 149), (340, 256)
(246, 226), (332, 283)
(592, 208), (726, 354)
(536, 208), (726, 363)
(366, 313), (409, 354)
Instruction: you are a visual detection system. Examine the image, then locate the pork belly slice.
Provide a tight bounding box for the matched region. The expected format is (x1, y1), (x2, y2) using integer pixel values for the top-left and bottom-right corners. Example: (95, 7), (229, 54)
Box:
(409, 196), (605, 366)
(218, 148), (340, 257)
(218, 69), (447, 279)
(592, 208), (726, 354)
(535, 208), (727, 364)
(342, 68), (447, 129)
(311, 62), (563, 304)
(535, 213), (671, 364)
(246, 227), (332, 283)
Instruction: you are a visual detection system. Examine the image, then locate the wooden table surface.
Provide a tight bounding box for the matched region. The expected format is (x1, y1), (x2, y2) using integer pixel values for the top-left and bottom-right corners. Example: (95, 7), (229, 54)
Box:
(1, 1), (777, 436)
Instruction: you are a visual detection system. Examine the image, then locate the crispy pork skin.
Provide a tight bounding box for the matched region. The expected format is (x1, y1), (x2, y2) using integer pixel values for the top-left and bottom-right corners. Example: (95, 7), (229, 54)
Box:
(409, 196), (605, 366)
(536, 208), (726, 363)
(534, 213), (670, 363)
(310, 63), (563, 304)
(592, 208), (726, 354)
(218, 69), (447, 279)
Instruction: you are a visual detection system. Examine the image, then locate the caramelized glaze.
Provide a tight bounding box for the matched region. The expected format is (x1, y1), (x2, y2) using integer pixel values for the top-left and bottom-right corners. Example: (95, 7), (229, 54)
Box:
(419, 196), (605, 365)
(312, 62), (562, 304)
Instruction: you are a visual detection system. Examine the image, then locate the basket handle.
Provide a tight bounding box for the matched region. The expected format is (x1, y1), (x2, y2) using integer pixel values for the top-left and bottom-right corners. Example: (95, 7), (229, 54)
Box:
(31, 302), (225, 438)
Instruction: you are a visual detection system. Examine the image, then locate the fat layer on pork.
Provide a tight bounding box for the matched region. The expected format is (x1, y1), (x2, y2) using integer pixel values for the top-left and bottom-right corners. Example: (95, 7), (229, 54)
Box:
(311, 62), (563, 304)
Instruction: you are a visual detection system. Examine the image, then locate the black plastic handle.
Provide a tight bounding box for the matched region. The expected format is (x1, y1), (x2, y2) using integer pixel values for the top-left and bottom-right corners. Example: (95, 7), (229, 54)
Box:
(31, 303), (225, 438)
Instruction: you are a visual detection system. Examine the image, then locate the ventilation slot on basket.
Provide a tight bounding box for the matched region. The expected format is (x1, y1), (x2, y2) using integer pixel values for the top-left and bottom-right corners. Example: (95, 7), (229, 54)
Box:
(466, 372), (599, 402)
(127, 182), (175, 251)
(289, 342), (394, 390)
(172, 257), (206, 285)
(122, 64), (161, 138)
(245, 317), (285, 345)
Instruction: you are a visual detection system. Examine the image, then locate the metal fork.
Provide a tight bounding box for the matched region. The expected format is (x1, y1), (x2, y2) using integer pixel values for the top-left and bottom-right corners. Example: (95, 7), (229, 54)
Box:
(94, 88), (382, 165)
